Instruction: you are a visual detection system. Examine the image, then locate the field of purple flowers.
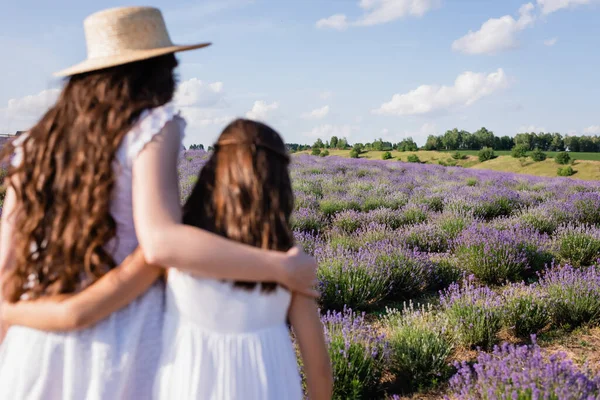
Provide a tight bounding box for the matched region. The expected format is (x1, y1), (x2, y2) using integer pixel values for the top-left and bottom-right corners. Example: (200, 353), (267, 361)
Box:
(1, 150), (598, 398)
(180, 150), (600, 399)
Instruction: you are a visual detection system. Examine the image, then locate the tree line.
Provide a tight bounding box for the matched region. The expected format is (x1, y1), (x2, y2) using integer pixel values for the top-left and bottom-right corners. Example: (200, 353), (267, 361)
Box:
(185, 130), (600, 154)
(425, 128), (600, 152)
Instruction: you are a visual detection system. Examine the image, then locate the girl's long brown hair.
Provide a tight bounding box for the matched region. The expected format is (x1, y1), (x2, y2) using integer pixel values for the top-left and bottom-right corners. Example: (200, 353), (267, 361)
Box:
(1, 54), (178, 301)
(182, 119), (294, 291)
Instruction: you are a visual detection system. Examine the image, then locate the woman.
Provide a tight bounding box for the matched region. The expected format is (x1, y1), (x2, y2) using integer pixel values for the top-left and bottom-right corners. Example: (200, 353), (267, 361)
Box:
(0, 6), (317, 399)
(4, 119), (333, 399)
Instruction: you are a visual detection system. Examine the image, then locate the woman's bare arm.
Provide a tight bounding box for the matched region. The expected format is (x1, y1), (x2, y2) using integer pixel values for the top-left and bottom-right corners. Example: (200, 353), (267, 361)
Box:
(0, 183), (18, 342)
(1, 248), (162, 331)
(132, 119), (317, 296)
(288, 295), (333, 400)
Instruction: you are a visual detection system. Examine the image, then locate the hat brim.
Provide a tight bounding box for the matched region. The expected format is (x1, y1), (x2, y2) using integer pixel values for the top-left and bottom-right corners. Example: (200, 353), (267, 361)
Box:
(54, 42), (211, 77)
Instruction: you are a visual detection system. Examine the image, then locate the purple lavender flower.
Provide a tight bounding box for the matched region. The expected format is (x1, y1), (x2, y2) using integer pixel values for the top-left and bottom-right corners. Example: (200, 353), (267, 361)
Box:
(448, 338), (600, 399)
(321, 306), (388, 399)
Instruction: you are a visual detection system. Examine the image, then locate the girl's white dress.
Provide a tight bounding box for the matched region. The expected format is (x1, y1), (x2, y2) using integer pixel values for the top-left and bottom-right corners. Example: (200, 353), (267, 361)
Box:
(0, 104), (182, 399)
(155, 270), (303, 399)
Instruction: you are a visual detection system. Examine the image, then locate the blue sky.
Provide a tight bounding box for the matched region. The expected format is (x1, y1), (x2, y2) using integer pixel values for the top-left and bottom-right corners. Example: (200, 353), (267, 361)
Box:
(0, 0), (599, 147)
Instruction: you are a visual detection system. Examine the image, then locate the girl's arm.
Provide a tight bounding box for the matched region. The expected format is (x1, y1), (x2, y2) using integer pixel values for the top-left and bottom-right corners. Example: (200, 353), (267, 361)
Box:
(289, 295), (333, 400)
(1, 248), (162, 331)
(0, 182), (18, 342)
(132, 119), (317, 296)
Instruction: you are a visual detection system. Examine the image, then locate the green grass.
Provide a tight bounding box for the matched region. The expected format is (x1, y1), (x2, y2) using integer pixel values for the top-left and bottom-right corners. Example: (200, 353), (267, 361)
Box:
(297, 150), (600, 180)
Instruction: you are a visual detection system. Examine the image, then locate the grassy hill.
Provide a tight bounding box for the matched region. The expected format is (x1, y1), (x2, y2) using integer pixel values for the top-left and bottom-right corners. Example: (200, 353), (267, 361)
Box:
(299, 149), (600, 180)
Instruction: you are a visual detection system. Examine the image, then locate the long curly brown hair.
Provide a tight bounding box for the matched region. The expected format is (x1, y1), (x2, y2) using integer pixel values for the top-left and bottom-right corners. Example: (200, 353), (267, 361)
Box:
(1, 54), (178, 302)
(182, 119), (294, 292)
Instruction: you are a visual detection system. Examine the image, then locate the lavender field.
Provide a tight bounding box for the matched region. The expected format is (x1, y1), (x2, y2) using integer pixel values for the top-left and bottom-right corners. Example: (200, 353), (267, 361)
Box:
(181, 151), (600, 399)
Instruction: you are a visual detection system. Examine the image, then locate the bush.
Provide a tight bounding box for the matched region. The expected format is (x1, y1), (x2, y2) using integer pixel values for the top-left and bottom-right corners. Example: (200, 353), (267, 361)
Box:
(478, 147), (495, 162)
(349, 149), (360, 159)
(454, 225), (535, 284)
(321, 308), (387, 400)
(319, 197), (361, 217)
(540, 264), (600, 328)
(531, 148), (547, 162)
(311, 147), (321, 156)
(320, 149), (330, 157)
(557, 165), (575, 176)
(554, 224), (600, 267)
(316, 246), (393, 311)
(502, 283), (551, 338)
(332, 210), (365, 233)
(375, 244), (433, 300)
(440, 277), (502, 350)
(449, 339), (600, 399)
(555, 151), (571, 165)
(452, 151), (467, 160)
(382, 151), (392, 160)
(511, 144), (528, 158)
(364, 207), (407, 229)
(402, 223), (449, 253)
(385, 304), (454, 391)
(407, 154), (420, 163)
(291, 208), (326, 232)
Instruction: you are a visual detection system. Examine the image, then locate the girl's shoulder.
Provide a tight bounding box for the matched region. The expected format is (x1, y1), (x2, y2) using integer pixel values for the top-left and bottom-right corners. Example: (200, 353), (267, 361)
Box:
(118, 103), (186, 166)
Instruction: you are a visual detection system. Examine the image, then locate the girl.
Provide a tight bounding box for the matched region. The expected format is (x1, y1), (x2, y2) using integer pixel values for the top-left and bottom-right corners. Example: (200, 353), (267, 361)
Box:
(4, 119), (333, 399)
(0, 6), (318, 399)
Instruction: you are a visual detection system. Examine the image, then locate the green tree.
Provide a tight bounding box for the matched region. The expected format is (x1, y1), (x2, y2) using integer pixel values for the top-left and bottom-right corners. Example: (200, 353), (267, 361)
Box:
(397, 137), (418, 152)
(550, 133), (564, 151)
(474, 127), (495, 149)
(531, 148), (547, 162)
(424, 135), (441, 150)
(407, 154), (420, 163)
(311, 147), (321, 156)
(555, 151), (571, 165)
(511, 144), (528, 158)
(478, 147), (495, 162)
(557, 166), (574, 176)
(320, 149), (330, 157)
(338, 137), (348, 149)
(564, 136), (580, 152)
(382, 151), (392, 160)
(313, 138), (325, 149)
(349, 149), (360, 158)
(330, 136), (339, 149)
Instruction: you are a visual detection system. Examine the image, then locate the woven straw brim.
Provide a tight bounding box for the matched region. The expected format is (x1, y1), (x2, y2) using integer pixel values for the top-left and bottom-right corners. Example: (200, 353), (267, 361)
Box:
(54, 42), (211, 77)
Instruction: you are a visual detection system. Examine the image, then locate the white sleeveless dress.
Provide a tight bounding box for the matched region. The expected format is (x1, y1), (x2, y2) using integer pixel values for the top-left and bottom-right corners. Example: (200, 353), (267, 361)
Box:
(155, 269), (303, 400)
(0, 104), (182, 399)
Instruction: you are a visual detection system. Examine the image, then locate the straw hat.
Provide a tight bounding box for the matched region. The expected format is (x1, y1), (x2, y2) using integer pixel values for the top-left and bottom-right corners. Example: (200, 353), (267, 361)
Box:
(54, 6), (211, 77)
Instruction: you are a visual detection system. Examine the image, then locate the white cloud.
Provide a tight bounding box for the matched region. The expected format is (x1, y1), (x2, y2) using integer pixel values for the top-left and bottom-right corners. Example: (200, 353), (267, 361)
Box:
(174, 78), (226, 108)
(355, 0), (442, 26)
(584, 125), (600, 134)
(0, 88), (61, 133)
(373, 68), (509, 116)
(316, 14), (348, 30)
(537, 0), (595, 14)
(544, 37), (558, 46)
(517, 124), (547, 133)
(320, 91), (333, 100)
(245, 100), (279, 120)
(452, 3), (535, 55)
(317, 0), (440, 30)
(7, 89), (60, 118)
(302, 105), (330, 120)
(303, 124), (359, 139)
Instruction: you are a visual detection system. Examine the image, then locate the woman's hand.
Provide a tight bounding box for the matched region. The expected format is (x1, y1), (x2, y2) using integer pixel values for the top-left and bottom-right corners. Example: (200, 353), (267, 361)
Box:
(280, 246), (319, 298)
